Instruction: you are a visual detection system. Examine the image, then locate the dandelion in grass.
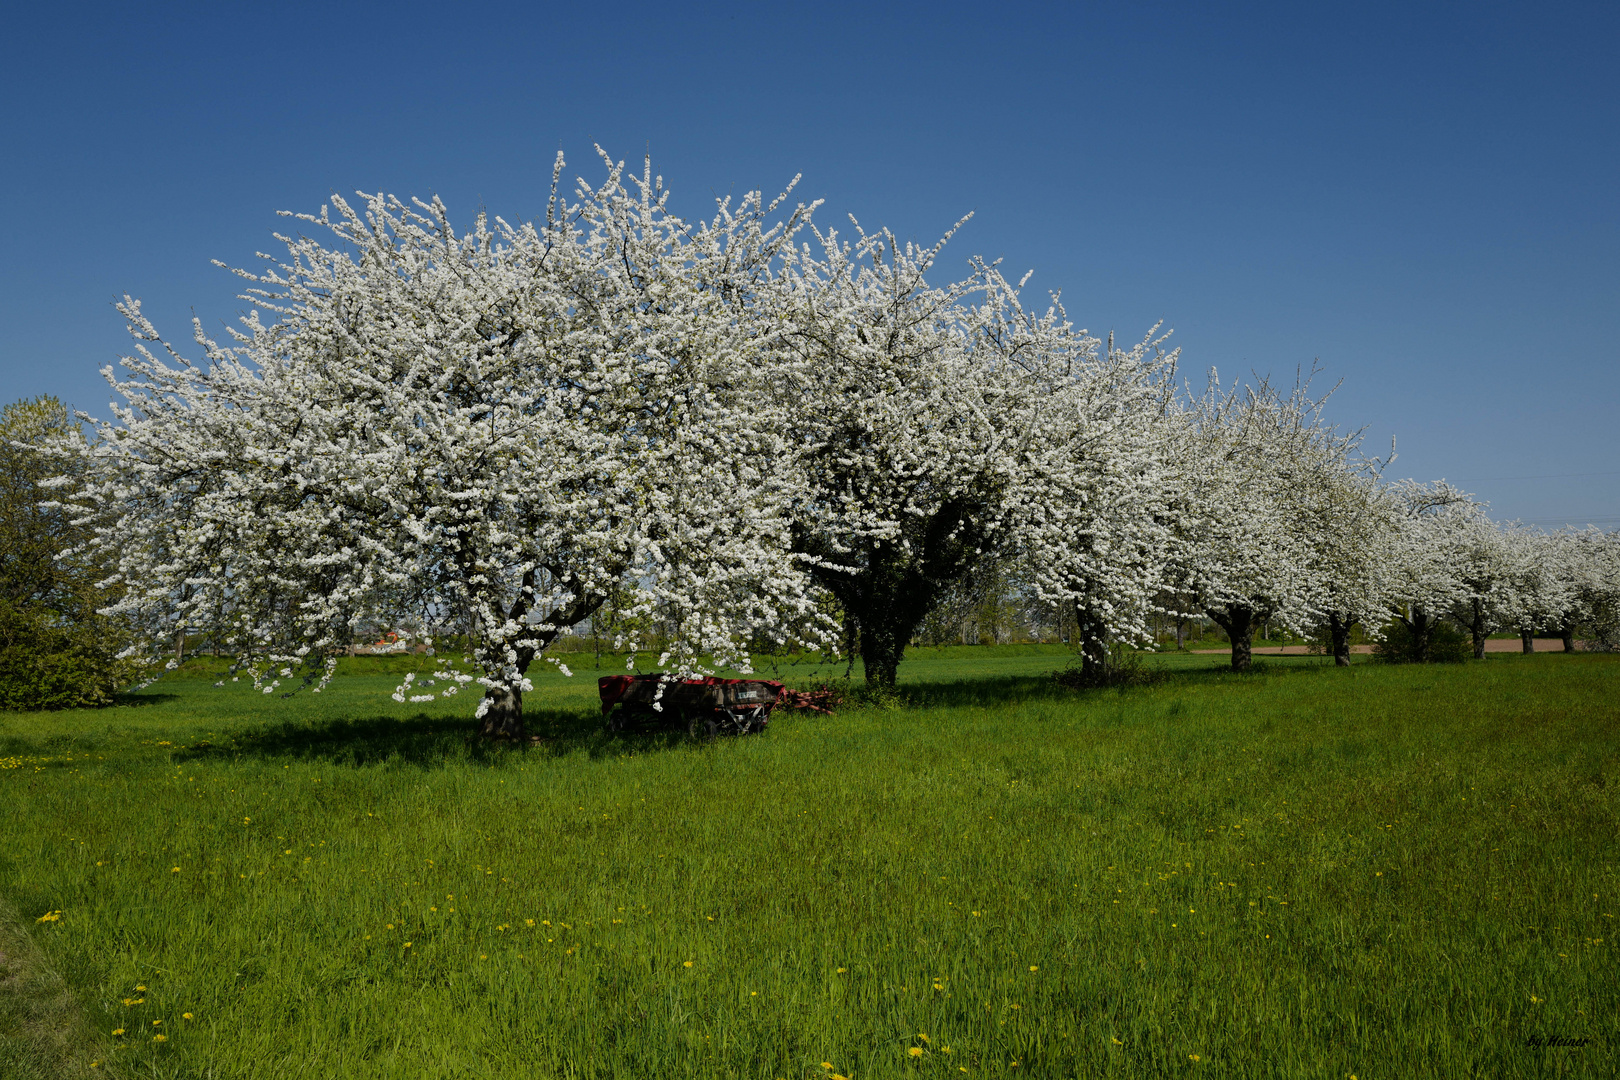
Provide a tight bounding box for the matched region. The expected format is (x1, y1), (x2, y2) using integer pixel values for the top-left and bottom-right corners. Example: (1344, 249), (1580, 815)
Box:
(112, 1030), (125, 1037)
(135, 985), (146, 992)
(909, 1047), (925, 1057)
(1029, 965), (1038, 972)
(182, 1013), (193, 1020)
(1189, 1054), (1200, 1062)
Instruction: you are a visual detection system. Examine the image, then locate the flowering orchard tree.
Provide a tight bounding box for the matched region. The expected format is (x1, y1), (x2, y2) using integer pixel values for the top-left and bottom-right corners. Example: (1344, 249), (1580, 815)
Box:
(773, 219), (1055, 688)
(1165, 373), (1356, 671)
(1382, 480), (1483, 662)
(1517, 527), (1615, 652)
(58, 151), (831, 737)
(1017, 327), (1182, 679)
(1569, 528), (1620, 651)
(1445, 504), (1526, 658)
(1306, 465), (1399, 666)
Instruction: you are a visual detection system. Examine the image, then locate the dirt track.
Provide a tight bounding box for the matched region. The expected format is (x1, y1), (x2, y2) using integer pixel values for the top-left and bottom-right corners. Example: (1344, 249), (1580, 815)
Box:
(1189, 638), (1572, 655)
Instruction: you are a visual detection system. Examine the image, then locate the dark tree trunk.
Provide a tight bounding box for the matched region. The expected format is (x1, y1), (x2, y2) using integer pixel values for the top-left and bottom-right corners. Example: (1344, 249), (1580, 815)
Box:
(1208, 605), (1255, 672)
(1073, 600), (1110, 680)
(1521, 629), (1535, 654)
(1327, 612), (1353, 667)
(1471, 599), (1487, 660)
(1560, 622), (1577, 654)
(1409, 608), (1433, 664)
(858, 623), (903, 689)
(478, 684), (525, 739)
(473, 570), (606, 739)
(1175, 618), (1187, 651)
(797, 498), (991, 690)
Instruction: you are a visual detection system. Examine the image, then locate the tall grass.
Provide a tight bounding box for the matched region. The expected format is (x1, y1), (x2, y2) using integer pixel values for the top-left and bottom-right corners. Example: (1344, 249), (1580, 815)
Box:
(1, 651), (1615, 1078)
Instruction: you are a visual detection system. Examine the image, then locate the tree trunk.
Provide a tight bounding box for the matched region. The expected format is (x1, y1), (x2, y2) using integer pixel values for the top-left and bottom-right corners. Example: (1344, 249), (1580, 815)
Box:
(478, 684), (524, 739)
(1209, 606), (1255, 672)
(471, 572), (606, 739)
(1470, 599), (1487, 660)
(1560, 622), (1577, 654)
(1328, 612), (1353, 667)
(1409, 608), (1433, 664)
(1074, 600), (1111, 681)
(174, 628), (185, 666)
(859, 627), (902, 690)
(1521, 629), (1535, 654)
(1175, 619), (1186, 651)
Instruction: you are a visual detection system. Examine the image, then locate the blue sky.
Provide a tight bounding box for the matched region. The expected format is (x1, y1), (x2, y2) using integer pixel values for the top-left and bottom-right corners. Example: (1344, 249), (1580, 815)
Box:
(2, 0), (1615, 527)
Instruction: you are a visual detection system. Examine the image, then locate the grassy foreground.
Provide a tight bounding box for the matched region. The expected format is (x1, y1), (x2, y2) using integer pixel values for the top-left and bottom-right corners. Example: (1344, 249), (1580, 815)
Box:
(1, 649), (1616, 1078)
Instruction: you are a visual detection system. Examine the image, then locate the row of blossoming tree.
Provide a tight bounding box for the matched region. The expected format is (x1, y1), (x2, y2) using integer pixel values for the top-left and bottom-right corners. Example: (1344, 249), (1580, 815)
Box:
(42, 150), (1620, 735)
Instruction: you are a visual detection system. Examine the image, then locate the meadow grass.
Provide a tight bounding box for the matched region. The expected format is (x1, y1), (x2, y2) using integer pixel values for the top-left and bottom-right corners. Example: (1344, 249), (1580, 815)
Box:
(0, 648), (1616, 1078)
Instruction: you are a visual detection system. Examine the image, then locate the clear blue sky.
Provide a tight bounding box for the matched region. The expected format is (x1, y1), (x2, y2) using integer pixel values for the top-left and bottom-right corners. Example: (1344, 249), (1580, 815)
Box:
(3, 0), (1615, 527)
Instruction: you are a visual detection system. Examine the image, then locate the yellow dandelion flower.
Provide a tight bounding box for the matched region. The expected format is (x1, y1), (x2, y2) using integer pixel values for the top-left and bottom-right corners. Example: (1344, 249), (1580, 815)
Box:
(1112, 1037), (1124, 1045)
(1190, 1054), (1201, 1061)
(112, 1029), (125, 1037)
(684, 961), (694, 968)
(183, 1013), (194, 1020)
(909, 1047), (925, 1057)
(837, 967), (848, 973)
(153, 1034), (167, 1043)
(171, 867), (180, 873)
(821, 1064), (833, 1070)
(152, 1020), (162, 1026)
(1029, 965), (1039, 972)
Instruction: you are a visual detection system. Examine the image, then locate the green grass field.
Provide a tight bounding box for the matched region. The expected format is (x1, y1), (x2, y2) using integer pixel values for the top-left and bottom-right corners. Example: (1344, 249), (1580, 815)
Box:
(1, 647), (1616, 1078)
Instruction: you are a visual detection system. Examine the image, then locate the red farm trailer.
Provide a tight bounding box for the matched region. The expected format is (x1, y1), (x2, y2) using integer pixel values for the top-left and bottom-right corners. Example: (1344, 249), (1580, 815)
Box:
(598, 674), (785, 738)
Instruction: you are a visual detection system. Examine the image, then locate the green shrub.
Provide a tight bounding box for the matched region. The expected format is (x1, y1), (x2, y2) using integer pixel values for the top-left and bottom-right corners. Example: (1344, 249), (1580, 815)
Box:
(1372, 618), (1470, 664)
(0, 601), (139, 709)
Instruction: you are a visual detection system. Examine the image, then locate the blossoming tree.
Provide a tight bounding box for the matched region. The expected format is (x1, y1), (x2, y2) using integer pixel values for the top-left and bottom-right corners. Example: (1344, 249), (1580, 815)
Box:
(59, 151), (830, 737)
